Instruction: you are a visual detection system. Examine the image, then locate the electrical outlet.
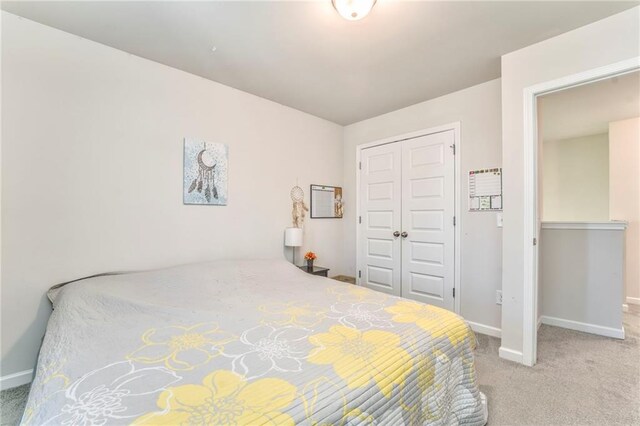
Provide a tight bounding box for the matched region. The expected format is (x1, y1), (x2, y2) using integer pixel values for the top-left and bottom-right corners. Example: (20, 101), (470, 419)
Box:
(496, 290), (503, 305)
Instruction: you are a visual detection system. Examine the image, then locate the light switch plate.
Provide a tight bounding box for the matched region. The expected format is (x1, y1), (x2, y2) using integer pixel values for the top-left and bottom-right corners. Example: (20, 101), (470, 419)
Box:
(496, 213), (503, 228)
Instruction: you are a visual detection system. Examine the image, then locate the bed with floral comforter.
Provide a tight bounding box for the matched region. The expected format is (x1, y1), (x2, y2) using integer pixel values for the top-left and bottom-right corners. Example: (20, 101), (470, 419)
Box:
(23, 260), (487, 425)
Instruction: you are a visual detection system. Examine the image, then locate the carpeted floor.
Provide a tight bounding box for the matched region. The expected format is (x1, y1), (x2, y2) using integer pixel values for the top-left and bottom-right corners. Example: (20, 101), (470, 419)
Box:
(476, 306), (640, 425)
(0, 383), (29, 426)
(1, 308), (638, 425)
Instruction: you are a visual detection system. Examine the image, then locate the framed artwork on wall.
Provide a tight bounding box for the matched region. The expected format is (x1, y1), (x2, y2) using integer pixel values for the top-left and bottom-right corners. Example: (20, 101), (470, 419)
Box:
(183, 138), (228, 205)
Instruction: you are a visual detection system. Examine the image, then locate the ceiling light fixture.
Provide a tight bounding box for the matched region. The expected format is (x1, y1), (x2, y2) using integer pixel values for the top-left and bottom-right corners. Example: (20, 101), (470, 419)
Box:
(332, 0), (376, 21)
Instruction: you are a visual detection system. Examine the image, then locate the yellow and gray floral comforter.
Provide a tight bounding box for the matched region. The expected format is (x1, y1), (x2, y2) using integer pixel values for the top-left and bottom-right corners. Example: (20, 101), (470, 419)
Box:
(24, 260), (487, 425)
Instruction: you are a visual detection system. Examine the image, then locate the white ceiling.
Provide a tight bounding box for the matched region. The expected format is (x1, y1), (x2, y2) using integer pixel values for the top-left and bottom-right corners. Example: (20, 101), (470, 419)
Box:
(2, 1), (637, 125)
(539, 71), (640, 142)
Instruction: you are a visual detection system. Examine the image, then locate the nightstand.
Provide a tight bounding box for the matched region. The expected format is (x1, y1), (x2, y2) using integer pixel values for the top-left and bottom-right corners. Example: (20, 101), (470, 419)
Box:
(298, 266), (330, 277)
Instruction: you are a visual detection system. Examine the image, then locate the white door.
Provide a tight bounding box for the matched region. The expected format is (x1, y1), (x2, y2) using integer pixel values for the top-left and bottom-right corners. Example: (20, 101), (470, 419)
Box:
(359, 142), (402, 296)
(401, 131), (455, 310)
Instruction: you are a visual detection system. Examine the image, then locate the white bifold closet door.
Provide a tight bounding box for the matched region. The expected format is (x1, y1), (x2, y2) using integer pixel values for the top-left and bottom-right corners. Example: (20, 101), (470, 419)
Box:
(401, 131), (455, 309)
(359, 142), (403, 296)
(359, 130), (455, 311)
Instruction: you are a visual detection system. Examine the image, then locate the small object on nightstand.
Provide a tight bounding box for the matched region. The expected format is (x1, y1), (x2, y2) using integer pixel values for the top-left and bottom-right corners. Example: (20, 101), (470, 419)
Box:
(299, 265), (329, 277)
(304, 251), (317, 269)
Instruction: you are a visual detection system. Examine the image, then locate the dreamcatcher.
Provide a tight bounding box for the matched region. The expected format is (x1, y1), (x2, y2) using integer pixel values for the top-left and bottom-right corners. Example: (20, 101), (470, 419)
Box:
(188, 143), (218, 202)
(291, 185), (309, 228)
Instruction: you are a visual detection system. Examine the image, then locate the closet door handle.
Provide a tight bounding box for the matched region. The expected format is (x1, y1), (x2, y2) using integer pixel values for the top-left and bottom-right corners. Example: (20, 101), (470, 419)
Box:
(393, 231), (400, 237)
(401, 231), (408, 238)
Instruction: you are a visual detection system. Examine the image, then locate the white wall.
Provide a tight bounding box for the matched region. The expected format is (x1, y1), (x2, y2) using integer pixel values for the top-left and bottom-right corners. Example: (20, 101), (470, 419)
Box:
(609, 117), (640, 303)
(542, 133), (609, 221)
(1, 13), (345, 380)
(501, 6), (639, 360)
(343, 79), (503, 335)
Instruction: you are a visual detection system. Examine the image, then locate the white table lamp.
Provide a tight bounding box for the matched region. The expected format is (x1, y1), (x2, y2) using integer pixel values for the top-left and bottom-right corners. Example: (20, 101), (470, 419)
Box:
(284, 227), (303, 264)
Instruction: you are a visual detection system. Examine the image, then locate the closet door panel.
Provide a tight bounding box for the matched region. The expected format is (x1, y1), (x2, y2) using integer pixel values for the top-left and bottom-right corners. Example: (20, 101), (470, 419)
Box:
(401, 131), (455, 310)
(359, 143), (402, 296)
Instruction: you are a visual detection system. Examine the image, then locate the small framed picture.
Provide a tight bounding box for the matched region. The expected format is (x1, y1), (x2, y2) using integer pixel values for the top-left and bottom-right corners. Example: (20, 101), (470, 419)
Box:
(310, 185), (343, 218)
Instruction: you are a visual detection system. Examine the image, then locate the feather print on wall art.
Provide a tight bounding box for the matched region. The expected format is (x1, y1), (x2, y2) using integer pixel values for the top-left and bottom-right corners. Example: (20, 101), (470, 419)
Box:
(183, 138), (228, 205)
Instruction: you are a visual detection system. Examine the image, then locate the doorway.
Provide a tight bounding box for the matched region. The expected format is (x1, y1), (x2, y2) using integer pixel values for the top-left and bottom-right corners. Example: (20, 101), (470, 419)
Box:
(523, 58), (640, 365)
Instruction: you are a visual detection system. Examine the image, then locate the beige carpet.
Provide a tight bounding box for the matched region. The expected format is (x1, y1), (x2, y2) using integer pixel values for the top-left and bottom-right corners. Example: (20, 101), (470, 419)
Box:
(1, 308), (638, 425)
(0, 383), (28, 426)
(476, 306), (640, 425)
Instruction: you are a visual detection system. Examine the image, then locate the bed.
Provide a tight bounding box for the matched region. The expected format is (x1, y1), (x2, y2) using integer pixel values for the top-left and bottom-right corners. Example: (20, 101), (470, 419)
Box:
(23, 260), (487, 425)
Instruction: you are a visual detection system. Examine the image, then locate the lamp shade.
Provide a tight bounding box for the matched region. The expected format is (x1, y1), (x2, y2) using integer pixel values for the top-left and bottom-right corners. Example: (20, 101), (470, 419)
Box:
(284, 227), (303, 247)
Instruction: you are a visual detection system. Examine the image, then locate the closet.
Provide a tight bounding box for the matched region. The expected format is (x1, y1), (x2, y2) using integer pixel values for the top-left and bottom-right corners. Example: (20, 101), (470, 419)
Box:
(357, 129), (456, 311)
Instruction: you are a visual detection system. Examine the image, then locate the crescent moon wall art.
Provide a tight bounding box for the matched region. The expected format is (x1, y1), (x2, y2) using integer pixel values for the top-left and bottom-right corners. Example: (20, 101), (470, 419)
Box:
(183, 138), (228, 205)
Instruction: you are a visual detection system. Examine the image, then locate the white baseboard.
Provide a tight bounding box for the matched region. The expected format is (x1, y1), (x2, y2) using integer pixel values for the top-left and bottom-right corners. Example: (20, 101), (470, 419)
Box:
(498, 346), (523, 364)
(540, 316), (625, 339)
(537, 315), (542, 330)
(626, 296), (640, 306)
(623, 304), (629, 313)
(467, 321), (502, 338)
(0, 369), (33, 391)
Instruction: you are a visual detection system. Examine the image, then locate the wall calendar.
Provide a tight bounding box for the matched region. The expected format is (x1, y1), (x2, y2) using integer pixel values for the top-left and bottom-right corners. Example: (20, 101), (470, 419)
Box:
(469, 168), (502, 211)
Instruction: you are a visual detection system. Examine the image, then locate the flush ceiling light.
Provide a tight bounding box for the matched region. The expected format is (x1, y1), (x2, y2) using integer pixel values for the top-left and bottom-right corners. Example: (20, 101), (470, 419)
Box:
(332, 0), (376, 21)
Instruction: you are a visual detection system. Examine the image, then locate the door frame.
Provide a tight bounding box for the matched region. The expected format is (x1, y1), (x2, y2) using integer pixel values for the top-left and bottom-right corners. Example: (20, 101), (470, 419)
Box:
(355, 122), (462, 314)
(522, 57), (640, 366)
